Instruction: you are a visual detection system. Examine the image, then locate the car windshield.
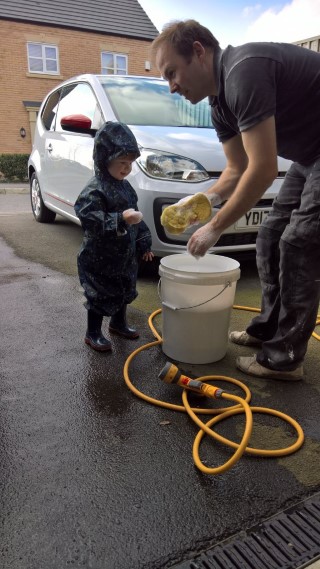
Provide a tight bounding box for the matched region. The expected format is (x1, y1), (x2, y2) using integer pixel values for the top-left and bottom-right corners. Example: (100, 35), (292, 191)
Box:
(98, 76), (213, 128)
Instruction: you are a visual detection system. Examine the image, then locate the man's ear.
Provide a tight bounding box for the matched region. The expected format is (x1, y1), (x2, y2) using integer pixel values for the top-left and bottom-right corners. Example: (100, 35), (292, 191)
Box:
(193, 41), (206, 60)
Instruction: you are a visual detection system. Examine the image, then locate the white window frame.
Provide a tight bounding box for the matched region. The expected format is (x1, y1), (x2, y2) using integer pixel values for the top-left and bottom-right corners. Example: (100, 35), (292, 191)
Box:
(27, 42), (59, 75)
(101, 52), (128, 75)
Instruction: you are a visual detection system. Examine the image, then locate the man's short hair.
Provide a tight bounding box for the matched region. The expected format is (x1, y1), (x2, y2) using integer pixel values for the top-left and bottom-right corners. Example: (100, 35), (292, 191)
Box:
(151, 20), (219, 61)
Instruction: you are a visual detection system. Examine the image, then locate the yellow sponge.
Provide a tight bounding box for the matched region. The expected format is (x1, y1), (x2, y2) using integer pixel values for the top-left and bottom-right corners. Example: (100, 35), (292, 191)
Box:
(161, 193), (212, 234)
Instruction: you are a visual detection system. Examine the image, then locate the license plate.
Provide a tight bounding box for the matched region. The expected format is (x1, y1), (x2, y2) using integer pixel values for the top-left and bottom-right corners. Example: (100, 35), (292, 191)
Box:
(235, 208), (270, 229)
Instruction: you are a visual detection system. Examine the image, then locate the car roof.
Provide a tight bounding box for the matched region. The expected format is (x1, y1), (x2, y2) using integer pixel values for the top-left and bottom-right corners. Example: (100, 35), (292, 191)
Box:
(59, 73), (165, 85)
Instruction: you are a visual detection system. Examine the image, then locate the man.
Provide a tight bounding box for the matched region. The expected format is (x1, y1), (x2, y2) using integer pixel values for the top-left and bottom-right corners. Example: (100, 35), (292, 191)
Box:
(152, 20), (320, 381)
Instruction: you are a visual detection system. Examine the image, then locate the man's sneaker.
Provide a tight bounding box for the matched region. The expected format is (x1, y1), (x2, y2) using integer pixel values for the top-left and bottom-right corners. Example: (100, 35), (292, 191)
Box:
(229, 330), (262, 346)
(236, 355), (303, 381)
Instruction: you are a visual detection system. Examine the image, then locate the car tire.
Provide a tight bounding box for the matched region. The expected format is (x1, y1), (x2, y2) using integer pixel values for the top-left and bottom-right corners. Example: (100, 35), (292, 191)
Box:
(30, 173), (56, 223)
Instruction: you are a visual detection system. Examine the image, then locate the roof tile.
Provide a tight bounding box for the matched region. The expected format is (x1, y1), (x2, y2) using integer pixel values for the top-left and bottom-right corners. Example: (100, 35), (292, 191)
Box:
(0, 0), (159, 40)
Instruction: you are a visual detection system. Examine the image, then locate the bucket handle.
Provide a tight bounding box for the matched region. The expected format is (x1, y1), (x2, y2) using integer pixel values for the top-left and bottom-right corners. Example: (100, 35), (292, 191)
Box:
(158, 279), (232, 311)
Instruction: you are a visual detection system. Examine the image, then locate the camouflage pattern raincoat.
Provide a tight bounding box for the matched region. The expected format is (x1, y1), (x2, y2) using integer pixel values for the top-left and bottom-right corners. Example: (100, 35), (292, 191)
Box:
(74, 122), (152, 316)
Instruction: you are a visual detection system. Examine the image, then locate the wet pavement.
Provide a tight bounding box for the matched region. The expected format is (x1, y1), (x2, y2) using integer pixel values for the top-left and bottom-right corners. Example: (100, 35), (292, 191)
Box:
(0, 190), (319, 569)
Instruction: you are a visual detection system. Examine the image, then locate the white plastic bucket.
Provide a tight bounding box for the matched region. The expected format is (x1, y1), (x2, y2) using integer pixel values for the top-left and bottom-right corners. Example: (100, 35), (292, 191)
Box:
(159, 254), (240, 364)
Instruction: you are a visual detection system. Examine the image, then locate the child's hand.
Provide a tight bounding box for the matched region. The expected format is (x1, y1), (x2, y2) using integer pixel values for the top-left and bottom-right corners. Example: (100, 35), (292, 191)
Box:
(123, 208), (143, 225)
(142, 251), (154, 262)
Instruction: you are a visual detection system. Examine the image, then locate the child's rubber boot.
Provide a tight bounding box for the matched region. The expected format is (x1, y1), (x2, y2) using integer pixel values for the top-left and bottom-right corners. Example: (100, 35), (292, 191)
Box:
(109, 305), (139, 339)
(85, 309), (112, 352)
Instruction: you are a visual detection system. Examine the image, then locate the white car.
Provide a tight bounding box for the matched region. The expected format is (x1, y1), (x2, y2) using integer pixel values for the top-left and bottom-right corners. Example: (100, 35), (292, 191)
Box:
(28, 74), (290, 257)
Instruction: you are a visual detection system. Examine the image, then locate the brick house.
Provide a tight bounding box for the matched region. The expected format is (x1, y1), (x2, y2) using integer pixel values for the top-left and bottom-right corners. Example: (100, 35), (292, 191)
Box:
(0, 0), (159, 154)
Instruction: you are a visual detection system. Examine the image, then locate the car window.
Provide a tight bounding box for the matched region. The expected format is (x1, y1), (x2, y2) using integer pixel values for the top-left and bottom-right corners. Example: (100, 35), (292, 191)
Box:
(98, 76), (212, 128)
(55, 82), (104, 132)
(41, 89), (61, 131)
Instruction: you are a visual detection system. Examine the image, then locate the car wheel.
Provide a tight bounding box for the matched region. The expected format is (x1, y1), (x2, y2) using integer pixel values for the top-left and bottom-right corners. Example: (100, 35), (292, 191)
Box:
(30, 173), (56, 223)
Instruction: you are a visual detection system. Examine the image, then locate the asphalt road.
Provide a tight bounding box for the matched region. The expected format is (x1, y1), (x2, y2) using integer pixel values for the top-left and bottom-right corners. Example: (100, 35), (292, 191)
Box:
(0, 192), (319, 569)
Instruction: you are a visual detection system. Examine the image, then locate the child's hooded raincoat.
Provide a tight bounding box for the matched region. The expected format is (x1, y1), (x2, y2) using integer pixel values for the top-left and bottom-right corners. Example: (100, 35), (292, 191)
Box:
(74, 122), (152, 316)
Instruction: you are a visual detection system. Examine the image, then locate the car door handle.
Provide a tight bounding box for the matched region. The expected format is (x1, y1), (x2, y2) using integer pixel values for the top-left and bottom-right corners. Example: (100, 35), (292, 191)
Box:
(47, 144), (53, 153)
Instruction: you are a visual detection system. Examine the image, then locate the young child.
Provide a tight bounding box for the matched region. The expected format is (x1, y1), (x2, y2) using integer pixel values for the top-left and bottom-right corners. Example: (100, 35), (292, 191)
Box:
(74, 122), (154, 352)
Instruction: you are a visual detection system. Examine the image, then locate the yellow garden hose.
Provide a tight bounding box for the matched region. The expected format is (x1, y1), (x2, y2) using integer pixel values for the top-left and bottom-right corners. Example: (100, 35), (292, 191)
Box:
(123, 306), (319, 475)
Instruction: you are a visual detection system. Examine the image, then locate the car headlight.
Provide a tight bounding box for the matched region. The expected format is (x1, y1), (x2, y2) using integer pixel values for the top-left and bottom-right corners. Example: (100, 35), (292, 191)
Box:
(137, 149), (209, 182)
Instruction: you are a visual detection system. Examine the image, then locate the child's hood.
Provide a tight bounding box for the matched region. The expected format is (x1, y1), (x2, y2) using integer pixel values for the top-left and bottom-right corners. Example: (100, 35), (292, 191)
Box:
(93, 121), (140, 178)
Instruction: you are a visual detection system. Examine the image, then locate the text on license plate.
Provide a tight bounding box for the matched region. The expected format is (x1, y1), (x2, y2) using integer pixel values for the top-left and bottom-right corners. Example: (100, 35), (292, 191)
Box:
(235, 209), (270, 229)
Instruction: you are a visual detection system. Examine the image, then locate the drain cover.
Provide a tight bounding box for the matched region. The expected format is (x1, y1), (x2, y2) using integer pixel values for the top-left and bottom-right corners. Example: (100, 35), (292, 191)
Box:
(171, 493), (320, 569)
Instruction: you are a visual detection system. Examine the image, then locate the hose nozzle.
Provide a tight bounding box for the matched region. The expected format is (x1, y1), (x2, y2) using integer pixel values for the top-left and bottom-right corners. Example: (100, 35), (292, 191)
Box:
(158, 362), (182, 384)
(159, 362), (224, 399)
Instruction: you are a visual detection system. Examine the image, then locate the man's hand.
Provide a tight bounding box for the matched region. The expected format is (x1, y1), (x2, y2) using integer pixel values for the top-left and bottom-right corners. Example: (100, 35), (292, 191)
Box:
(187, 224), (222, 257)
(123, 209), (143, 224)
(187, 192), (221, 227)
(207, 192), (222, 207)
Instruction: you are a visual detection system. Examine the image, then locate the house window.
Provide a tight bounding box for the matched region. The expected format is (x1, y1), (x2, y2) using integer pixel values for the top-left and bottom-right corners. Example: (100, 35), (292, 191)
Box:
(27, 42), (59, 74)
(101, 52), (127, 75)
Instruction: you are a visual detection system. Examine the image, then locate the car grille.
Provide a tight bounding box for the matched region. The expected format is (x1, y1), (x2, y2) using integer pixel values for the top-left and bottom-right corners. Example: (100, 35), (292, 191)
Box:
(215, 197), (274, 210)
(154, 196), (274, 249)
(207, 171), (286, 179)
(216, 232), (257, 246)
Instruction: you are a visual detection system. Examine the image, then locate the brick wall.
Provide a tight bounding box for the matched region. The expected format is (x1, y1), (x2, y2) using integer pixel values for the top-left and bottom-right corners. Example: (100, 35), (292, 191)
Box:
(0, 19), (158, 154)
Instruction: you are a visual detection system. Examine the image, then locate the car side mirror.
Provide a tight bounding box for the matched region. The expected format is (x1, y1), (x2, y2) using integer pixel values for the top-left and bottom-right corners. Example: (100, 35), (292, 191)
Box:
(60, 114), (97, 136)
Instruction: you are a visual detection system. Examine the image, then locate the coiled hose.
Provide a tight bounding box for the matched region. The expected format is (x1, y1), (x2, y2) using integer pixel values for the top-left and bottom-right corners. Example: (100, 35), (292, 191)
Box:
(123, 306), (320, 475)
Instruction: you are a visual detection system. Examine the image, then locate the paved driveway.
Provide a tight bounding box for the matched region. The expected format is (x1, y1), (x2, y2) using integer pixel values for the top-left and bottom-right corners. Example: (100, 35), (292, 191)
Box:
(0, 191), (319, 569)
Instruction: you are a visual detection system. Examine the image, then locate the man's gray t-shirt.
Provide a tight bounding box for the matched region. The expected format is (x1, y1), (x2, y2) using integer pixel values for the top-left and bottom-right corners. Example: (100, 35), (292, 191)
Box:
(210, 42), (320, 165)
